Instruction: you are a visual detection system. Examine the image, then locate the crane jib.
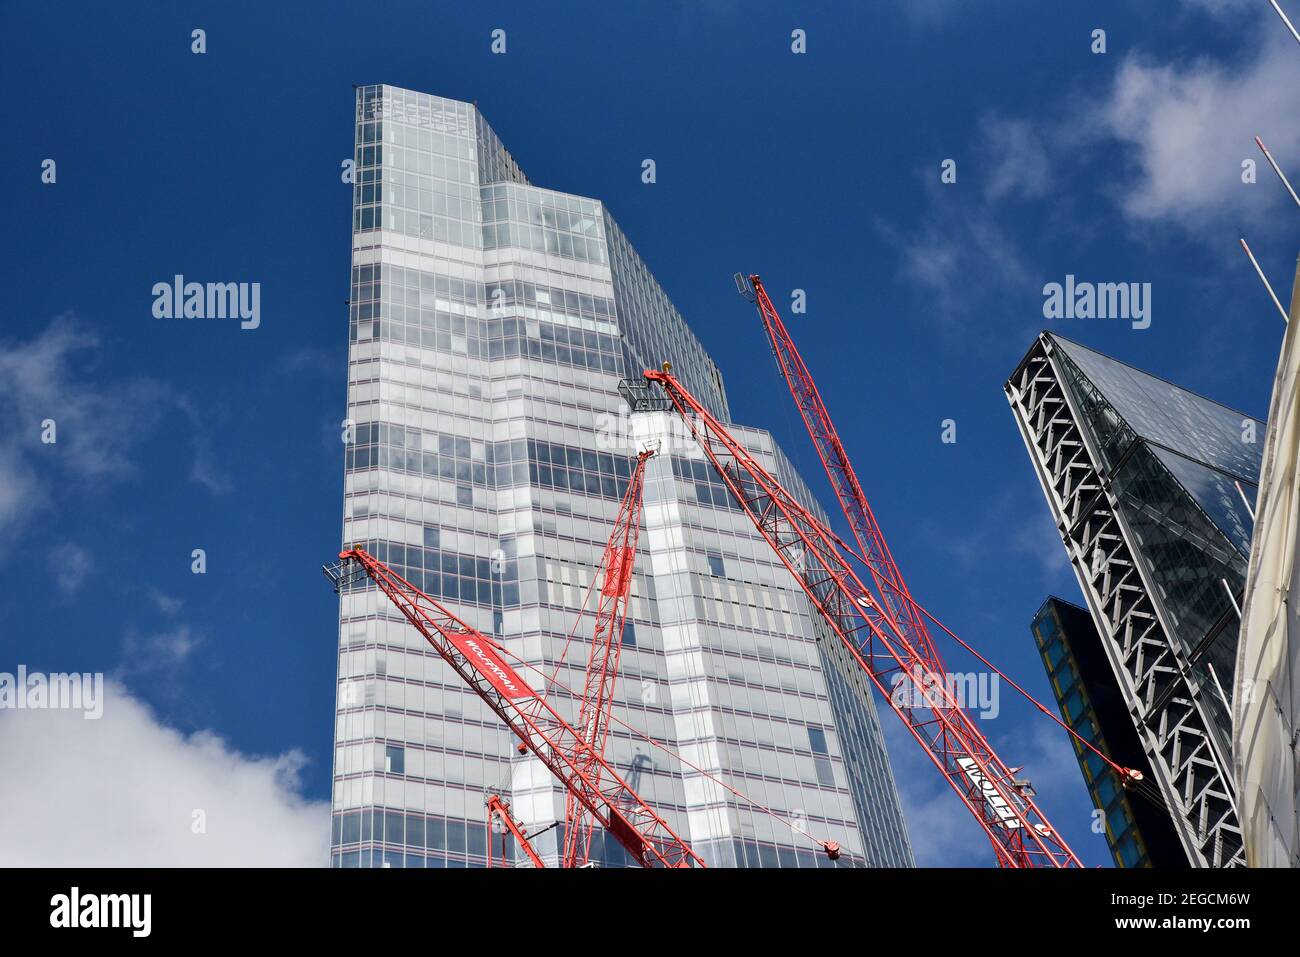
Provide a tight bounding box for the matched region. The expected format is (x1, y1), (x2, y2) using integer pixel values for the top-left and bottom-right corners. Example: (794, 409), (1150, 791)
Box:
(445, 632), (535, 700)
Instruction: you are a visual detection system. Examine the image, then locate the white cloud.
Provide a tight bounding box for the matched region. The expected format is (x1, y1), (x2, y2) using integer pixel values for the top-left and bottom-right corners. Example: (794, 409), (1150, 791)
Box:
(1087, 26), (1300, 232)
(0, 316), (168, 482)
(0, 455), (45, 542)
(188, 433), (233, 495)
(0, 681), (329, 866)
(935, 489), (1070, 583)
(883, 18), (1300, 310)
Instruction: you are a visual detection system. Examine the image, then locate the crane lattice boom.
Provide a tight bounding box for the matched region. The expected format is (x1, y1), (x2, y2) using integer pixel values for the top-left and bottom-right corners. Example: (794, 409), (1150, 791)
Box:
(633, 367), (1081, 868)
(563, 447), (656, 868)
(325, 546), (702, 868)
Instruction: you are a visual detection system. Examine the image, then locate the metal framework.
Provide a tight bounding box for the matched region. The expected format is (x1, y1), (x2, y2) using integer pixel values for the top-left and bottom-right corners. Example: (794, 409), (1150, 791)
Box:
(631, 366), (1082, 867)
(1005, 333), (1244, 867)
(324, 547), (703, 868)
(562, 447), (655, 868)
(486, 794), (546, 868)
(742, 274), (946, 670)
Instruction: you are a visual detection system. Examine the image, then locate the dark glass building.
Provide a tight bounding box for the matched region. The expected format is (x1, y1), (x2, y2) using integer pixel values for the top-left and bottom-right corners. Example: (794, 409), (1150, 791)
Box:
(1031, 596), (1186, 868)
(1006, 332), (1262, 867)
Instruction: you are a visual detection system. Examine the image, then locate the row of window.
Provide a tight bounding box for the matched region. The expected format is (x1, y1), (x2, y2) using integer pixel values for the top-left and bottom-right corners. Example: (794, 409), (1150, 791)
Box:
(358, 87), (475, 137)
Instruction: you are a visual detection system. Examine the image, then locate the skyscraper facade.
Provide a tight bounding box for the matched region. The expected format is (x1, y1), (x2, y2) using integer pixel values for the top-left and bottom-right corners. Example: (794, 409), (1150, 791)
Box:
(1006, 332), (1262, 867)
(329, 85), (913, 868)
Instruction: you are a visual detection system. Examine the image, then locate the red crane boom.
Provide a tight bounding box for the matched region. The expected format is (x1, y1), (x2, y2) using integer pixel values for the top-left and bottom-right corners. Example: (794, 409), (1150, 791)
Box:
(740, 274), (945, 669)
(562, 447), (656, 868)
(629, 366), (1081, 867)
(325, 546), (703, 868)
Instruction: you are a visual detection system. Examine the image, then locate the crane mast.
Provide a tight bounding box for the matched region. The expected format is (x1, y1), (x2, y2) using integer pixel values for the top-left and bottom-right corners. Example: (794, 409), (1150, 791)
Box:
(562, 447), (656, 868)
(627, 367), (1082, 867)
(324, 546), (703, 868)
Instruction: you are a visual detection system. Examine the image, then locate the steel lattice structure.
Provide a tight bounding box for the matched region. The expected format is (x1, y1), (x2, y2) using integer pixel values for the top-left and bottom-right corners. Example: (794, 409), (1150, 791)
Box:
(630, 367), (1082, 867)
(562, 447), (655, 868)
(1005, 333), (1244, 867)
(325, 546), (703, 868)
(743, 275), (948, 672)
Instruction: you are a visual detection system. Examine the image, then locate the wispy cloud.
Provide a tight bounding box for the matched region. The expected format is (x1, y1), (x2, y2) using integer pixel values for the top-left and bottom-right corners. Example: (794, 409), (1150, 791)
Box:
(146, 587), (184, 616)
(876, 113), (1048, 321)
(0, 315), (231, 542)
(980, 115), (1053, 203)
(881, 13), (1300, 322)
(188, 432), (233, 495)
(122, 625), (203, 676)
(877, 192), (1032, 319)
(932, 487), (1070, 583)
(0, 315), (169, 483)
(49, 542), (93, 595)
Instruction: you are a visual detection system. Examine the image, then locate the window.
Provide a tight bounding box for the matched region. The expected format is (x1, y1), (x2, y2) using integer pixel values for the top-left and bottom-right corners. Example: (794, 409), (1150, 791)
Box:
(807, 727), (829, 754)
(808, 726), (835, 787)
(707, 552), (725, 577)
(457, 484), (473, 505)
(385, 745), (405, 774)
(622, 622), (636, 648)
(423, 526), (440, 548)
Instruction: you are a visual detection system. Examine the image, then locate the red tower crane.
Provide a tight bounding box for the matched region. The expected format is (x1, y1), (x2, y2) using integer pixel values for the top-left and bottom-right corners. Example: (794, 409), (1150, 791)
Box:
(562, 447), (656, 868)
(324, 546), (703, 868)
(624, 365), (1083, 867)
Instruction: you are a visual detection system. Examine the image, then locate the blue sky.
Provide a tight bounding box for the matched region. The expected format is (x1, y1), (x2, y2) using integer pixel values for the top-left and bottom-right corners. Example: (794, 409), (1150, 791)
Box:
(1, 0), (1297, 866)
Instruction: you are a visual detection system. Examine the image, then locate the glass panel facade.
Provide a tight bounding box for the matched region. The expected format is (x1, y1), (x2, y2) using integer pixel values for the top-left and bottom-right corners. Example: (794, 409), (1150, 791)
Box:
(1055, 336), (1261, 484)
(1050, 333), (1261, 762)
(330, 85), (912, 868)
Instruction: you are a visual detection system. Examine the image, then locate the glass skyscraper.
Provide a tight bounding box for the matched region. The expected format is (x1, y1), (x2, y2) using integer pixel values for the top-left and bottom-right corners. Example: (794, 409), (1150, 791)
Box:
(330, 85), (913, 868)
(1030, 596), (1186, 868)
(1007, 332), (1263, 867)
